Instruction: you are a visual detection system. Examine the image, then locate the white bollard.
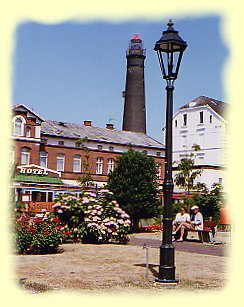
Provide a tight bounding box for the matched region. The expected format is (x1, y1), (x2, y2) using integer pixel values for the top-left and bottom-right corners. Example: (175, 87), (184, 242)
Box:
(143, 243), (149, 279)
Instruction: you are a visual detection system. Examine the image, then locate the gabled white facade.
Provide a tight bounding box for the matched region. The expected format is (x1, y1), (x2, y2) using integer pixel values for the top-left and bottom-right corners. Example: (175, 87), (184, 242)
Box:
(167, 98), (227, 191)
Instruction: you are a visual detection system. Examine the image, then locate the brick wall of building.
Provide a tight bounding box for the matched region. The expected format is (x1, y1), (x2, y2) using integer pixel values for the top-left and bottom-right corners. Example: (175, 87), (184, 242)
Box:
(13, 105), (165, 185)
(14, 141), (165, 181)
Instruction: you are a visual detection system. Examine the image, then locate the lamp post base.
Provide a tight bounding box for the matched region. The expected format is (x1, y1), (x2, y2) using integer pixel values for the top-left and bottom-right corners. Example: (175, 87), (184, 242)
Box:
(156, 243), (179, 283)
(155, 278), (179, 284)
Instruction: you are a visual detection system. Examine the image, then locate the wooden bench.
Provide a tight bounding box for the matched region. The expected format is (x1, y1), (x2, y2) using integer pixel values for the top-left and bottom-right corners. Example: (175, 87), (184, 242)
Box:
(186, 220), (217, 243)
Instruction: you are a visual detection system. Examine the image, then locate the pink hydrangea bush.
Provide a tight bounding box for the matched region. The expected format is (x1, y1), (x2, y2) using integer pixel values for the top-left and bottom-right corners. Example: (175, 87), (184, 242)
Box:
(52, 190), (131, 244)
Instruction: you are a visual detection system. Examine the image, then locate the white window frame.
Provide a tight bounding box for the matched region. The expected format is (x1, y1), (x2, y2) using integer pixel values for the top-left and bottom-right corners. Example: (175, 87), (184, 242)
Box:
(96, 157), (103, 174)
(40, 151), (48, 168)
(107, 158), (115, 174)
(183, 114), (187, 126)
(199, 111), (204, 124)
(21, 147), (30, 165)
(73, 155), (81, 173)
(26, 126), (31, 137)
(57, 153), (65, 172)
(13, 115), (26, 136)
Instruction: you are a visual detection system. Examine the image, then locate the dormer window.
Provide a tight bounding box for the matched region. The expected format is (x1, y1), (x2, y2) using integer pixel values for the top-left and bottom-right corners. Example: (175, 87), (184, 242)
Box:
(13, 116), (25, 136)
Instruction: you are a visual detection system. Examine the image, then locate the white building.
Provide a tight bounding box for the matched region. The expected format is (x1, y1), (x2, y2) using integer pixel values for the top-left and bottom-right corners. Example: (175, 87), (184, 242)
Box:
(169, 96), (227, 193)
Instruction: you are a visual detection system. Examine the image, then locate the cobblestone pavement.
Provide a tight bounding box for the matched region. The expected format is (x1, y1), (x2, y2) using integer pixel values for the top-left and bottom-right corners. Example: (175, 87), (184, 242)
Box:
(128, 233), (230, 257)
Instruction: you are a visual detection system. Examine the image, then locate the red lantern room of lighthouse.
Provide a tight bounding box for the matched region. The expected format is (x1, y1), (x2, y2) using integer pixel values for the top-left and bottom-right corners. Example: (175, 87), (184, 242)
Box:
(126, 34), (146, 56)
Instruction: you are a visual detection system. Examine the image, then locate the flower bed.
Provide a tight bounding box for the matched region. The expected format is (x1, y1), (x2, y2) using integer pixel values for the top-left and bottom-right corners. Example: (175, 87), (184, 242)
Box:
(139, 225), (163, 233)
(14, 213), (65, 254)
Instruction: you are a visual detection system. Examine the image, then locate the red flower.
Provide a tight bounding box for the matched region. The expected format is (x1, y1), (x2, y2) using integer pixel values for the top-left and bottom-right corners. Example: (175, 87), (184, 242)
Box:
(52, 218), (60, 223)
(140, 225), (163, 232)
(43, 231), (49, 235)
(29, 226), (36, 233)
(65, 232), (72, 235)
(35, 218), (42, 223)
(203, 226), (210, 231)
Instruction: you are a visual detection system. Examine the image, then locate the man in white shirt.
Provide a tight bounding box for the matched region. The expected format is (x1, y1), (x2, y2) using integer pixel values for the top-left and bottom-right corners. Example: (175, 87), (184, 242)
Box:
(190, 205), (204, 230)
(173, 205), (203, 241)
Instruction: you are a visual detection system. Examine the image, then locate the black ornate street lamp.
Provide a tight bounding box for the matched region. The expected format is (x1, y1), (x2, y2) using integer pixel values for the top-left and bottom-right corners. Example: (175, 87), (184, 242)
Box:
(154, 19), (187, 283)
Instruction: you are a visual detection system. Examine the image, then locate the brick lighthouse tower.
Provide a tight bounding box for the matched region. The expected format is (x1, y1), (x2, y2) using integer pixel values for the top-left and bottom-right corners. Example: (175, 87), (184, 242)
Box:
(122, 34), (146, 134)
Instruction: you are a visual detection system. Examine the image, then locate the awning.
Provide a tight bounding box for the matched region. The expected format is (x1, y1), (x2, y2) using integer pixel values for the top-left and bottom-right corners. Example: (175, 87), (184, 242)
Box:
(13, 174), (63, 184)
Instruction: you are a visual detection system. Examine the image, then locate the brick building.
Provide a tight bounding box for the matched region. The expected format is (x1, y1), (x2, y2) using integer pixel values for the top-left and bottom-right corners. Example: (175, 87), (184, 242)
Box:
(12, 104), (165, 212)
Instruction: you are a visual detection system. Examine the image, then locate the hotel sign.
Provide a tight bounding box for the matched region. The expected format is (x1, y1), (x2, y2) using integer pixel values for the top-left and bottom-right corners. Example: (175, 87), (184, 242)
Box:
(17, 164), (61, 177)
(19, 167), (48, 176)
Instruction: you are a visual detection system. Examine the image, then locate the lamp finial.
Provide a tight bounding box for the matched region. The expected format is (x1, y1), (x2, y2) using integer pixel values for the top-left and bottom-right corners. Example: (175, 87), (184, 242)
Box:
(167, 19), (174, 29)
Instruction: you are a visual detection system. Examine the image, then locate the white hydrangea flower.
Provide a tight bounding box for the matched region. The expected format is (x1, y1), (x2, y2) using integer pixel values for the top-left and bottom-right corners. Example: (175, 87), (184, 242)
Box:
(82, 198), (90, 204)
(100, 189), (109, 193)
(89, 192), (97, 197)
(115, 208), (123, 214)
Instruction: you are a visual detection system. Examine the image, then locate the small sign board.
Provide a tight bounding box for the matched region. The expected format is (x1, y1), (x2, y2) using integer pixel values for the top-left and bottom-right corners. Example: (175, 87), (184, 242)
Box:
(22, 194), (31, 202)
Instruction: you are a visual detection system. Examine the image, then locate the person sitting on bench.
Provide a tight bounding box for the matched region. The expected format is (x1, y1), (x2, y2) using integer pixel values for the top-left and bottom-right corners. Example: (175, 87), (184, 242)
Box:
(172, 206), (190, 240)
(173, 205), (203, 242)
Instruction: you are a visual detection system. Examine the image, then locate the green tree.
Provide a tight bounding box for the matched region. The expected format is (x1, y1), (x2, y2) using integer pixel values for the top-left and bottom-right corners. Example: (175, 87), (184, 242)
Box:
(107, 149), (161, 232)
(192, 183), (223, 221)
(76, 137), (94, 189)
(174, 144), (206, 209)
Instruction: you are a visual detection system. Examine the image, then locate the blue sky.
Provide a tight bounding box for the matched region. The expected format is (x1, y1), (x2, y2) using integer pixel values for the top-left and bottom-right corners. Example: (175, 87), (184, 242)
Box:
(13, 15), (228, 142)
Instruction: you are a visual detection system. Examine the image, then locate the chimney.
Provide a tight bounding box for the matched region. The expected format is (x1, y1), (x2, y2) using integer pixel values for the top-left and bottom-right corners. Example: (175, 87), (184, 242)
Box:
(106, 123), (114, 130)
(83, 120), (92, 126)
